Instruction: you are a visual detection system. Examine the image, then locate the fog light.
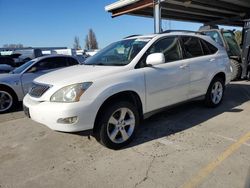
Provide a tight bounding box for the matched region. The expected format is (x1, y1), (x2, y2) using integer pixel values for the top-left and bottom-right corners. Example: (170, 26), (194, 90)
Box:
(57, 116), (78, 124)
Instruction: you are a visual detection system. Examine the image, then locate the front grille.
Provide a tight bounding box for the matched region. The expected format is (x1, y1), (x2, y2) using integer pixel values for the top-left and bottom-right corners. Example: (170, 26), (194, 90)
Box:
(29, 83), (51, 98)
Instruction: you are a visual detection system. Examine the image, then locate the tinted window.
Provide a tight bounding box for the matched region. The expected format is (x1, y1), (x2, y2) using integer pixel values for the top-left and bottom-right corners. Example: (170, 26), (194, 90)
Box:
(30, 57), (68, 71)
(182, 37), (203, 58)
(200, 39), (218, 55)
(200, 40), (210, 55)
(67, 57), (79, 66)
(50, 57), (68, 68)
(148, 37), (182, 63)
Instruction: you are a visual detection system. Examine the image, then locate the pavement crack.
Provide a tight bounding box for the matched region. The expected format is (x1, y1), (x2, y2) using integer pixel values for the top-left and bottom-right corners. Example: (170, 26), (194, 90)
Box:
(134, 156), (155, 188)
(132, 148), (145, 157)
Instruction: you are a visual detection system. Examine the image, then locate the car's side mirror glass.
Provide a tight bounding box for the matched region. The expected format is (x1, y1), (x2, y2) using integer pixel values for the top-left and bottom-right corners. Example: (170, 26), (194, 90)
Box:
(146, 53), (165, 66)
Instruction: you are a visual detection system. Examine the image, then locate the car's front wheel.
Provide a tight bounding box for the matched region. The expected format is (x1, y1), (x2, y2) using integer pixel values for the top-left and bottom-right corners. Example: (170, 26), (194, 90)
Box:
(0, 89), (16, 113)
(97, 101), (139, 149)
(230, 59), (241, 81)
(205, 77), (225, 107)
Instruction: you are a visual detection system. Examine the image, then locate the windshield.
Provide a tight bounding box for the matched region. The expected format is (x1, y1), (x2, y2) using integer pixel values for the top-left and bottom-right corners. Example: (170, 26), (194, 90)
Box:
(85, 38), (150, 66)
(11, 60), (35, 74)
(223, 31), (241, 56)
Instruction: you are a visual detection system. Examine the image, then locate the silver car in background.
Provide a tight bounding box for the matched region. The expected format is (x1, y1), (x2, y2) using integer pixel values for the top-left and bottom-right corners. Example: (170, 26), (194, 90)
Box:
(0, 54), (80, 113)
(0, 64), (14, 73)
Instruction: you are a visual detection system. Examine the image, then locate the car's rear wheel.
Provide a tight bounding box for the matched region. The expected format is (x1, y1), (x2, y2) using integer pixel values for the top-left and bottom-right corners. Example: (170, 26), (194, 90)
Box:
(0, 89), (16, 113)
(205, 77), (225, 107)
(97, 101), (139, 149)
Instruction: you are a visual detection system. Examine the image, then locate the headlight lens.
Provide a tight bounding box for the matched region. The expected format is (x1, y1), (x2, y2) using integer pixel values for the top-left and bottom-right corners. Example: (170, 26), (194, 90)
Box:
(50, 82), (92, 102)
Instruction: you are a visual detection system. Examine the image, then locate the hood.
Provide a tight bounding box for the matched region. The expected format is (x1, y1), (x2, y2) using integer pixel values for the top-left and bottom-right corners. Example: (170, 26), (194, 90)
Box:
(0, 73), (20, 83)
(34, 65), (125, 86)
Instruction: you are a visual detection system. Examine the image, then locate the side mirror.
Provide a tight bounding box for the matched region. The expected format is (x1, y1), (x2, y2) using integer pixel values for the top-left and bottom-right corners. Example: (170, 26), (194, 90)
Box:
(146, 53), (165, 66)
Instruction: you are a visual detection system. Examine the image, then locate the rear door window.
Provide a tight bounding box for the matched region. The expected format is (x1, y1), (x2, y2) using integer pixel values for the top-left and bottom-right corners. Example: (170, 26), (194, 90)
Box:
(181, 36), (203, 58)
(200, 39), (218, 55)
(32, 57), (68, 71)
(67, 57), (79, 66)
(49, 57), (68, 68)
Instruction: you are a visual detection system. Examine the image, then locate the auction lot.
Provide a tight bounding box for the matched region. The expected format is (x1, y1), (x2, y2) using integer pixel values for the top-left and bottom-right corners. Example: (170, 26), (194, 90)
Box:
(0, 81), (250, 188)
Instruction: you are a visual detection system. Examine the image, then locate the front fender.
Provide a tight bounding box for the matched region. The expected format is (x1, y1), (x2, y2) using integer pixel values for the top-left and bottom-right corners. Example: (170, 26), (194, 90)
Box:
(0, 82), (23, 101)
(81, 69), (146, 116)
(93, 81), (146, 113)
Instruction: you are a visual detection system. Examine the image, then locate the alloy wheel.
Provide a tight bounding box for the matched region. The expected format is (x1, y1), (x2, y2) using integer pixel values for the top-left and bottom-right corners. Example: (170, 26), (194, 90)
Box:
(107, 107), (135, 144)
(0, 91), (13, 112)
(211, 81), (223, 104)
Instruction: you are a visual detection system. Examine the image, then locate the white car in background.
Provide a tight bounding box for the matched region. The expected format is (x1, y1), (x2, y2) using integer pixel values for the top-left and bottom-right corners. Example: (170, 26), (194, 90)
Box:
(23, 32), (231, 149)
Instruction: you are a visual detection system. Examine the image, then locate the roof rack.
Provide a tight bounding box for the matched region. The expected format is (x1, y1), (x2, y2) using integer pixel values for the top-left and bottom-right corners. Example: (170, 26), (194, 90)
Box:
(124, 34), (141, 39)
(161, 30), (204, 35)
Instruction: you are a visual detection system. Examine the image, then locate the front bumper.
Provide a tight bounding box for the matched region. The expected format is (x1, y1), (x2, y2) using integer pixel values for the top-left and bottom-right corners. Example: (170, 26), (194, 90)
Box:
(23, 94), (97, 132)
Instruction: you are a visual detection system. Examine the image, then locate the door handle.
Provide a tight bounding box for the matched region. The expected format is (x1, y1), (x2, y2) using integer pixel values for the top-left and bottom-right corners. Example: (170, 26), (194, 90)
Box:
(179, 64), (188, 69)
(210, 58), (216, 62)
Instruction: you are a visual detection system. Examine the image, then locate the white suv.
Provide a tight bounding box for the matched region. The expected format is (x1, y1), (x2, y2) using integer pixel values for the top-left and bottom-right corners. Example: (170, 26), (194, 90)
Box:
(23, 32), (231, 149)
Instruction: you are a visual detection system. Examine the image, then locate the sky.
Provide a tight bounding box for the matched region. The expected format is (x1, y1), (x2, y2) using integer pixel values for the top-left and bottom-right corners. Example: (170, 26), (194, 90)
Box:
(0, 0), (242, 49)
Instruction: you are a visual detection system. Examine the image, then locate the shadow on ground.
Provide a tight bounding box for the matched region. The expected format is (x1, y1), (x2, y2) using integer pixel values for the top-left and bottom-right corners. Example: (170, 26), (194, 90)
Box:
(69, 83), (250, 148)
(125, 83), (250, 148)
(0, 102), (23, 114)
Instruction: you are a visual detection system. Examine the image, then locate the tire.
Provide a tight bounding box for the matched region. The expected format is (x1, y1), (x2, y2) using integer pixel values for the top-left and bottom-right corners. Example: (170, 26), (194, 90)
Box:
(230, 59), (241, 81)
(96, 101), (139, 150)
(205, 77), (225, 107)
(0, 88), (17, 113)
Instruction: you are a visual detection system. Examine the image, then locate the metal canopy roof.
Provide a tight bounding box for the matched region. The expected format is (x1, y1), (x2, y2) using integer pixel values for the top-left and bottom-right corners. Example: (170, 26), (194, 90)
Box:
(105, 0), (250, 27)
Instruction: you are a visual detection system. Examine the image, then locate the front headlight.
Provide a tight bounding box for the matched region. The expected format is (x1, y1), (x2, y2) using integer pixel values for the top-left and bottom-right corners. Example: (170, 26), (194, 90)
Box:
(50, 82), (92, 102)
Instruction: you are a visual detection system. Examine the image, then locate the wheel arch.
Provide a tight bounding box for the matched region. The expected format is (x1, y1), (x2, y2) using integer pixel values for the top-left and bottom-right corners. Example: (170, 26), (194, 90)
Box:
(0, 84), (18, 101)
(93, 90), (143, 134)
(213, 72), (226, 84)
(205, 72), (226, 94)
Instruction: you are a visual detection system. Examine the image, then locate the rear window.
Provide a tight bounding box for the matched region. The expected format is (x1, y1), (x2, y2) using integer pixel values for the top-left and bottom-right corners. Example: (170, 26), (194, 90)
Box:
(202, 31), (224, 47)
(182, 36), (203, 58)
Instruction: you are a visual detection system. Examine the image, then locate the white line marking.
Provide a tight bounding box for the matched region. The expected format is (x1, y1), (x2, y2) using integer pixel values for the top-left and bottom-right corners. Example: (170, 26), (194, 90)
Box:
(157, 138), (182, 149)
(213, 133), (250, 147)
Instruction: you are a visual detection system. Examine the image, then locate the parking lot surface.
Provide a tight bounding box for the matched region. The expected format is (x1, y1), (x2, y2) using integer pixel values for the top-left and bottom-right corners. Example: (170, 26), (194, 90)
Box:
(0, 81), (250, 188)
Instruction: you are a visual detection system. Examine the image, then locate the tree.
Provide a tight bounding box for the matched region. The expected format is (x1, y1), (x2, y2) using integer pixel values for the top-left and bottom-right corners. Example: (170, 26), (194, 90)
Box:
(85, 35), (90, 50)
(234, 30), (242, 46)
(85, 29), (98, 50)
(73, 36), (81, 50)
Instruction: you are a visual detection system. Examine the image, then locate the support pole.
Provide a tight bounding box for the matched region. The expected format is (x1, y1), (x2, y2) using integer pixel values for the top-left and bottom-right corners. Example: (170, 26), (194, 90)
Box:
(154, 0), (162, 33)
(241, 20), (250, 79)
